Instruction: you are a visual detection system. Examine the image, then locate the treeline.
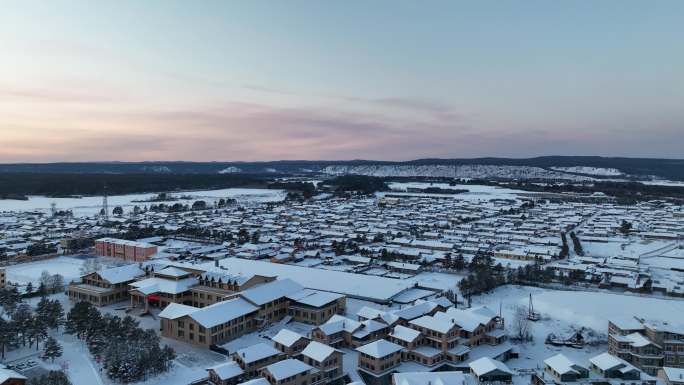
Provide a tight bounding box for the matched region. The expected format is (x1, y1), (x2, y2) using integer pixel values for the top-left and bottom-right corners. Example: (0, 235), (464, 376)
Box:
(0, 289), (65, 360)
(0, 173), (267, 197)
(328, 175), (387, 194)
(506, 180), (684, 203)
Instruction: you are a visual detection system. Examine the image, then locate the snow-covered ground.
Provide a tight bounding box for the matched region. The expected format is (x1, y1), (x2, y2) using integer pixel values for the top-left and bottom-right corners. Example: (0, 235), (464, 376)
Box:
(549, 166), (623, 176)
(323, 164), (597, 181)
(383, 182), (527, 201)
(0, 188), (285, 217)
(4, 256), (90, 286)
(475, 285), (684, 373)
(641, 179), (684, 187)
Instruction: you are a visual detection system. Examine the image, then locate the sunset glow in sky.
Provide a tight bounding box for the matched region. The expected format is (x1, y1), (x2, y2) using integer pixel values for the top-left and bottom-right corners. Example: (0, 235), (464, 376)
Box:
(1, 0), (683, 162)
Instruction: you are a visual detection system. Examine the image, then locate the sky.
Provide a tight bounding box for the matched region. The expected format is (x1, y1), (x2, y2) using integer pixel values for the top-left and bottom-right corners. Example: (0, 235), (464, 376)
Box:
(1, 0), (683, 162)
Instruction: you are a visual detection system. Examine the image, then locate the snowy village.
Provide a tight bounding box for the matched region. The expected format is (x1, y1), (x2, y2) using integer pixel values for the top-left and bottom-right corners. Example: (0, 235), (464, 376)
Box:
(3, 2), (684, 385)
(0, 176), (683, 385)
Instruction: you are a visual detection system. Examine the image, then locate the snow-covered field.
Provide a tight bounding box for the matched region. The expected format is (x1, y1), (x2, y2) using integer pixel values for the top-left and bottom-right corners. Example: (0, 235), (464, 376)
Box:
(4, 256), (90, 286)
(475, 285), (684, 372)
(641, 179), (684, 187)
(0, 188), (286, 217)
(384, 182), (527, 201)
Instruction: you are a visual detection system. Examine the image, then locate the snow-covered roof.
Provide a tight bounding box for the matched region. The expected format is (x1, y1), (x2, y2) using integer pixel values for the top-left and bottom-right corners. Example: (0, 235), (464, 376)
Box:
(390, 325), (421, 343)
(240, 278), (303, 306)
(544, 354), (585, 375)
(318, 315), (362, 335)
(393, 371), (476, 385)
(216, 257), (411, 302)
(624, 332), (656, 348)
(207, 361), (244, 380)
(237, 378), (270, 385)
(356, 339), (403, 359)
(96, 263), (145, 284)
(590, 352), (638, 373)
(236, 343), (282, 364)
(410, 314), (456, 334)
(469, 357), (513, 376)
(357, 306), (386, 320)
(130, 276), (197, 295)
(156, 266), (190, 277)
(191, 298), (259, 328)
(0, 368), (27, 383)
(263, 359), (312, 381)
(158, 303), (196, 320)
(301, 341), (336, 362)
(663, 367), (684, 382)
(271, 329), (307, 347)
(287, 288), (344, 307)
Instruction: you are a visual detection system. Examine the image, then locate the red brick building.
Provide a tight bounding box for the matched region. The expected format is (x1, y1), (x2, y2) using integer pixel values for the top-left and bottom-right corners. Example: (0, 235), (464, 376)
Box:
(94, 238), (157, 261)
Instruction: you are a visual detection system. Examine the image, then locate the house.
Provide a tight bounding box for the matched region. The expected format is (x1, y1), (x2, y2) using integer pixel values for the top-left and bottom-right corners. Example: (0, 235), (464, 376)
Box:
(469, 357), (513, 384)
(590, 352), (642, 380)
(271, 329), (309, 356)
(259, 359), (320, 385)
(542, 354), (589, 383)
(0, 367), (27, 385)
(66, 264), (144, 306)
(207, 361), (245, 385)
(234, 343), (286, 378)
(159, 298), (259, 347)
(311, 315), (363, 348)
(388, 325), (422, 351)
(300, 341), (343, 383)
(286, 289), (346, 325)
(356, 339), (404, 376)
(660, 367), (684, 385)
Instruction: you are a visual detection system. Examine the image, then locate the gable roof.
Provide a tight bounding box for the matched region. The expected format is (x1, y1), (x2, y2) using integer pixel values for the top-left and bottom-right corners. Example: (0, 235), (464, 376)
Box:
(356, 339), (403, 359)
(390, 325), (421, 343)
(207, 361), (244, 380)
(301, 341), (337, 362)
(544, 354), (586, 375)
(236, 343), (282, 364)
(469, 357), (513, 377)
(263, 359), (312, 381)
(271, 329), (307, 347)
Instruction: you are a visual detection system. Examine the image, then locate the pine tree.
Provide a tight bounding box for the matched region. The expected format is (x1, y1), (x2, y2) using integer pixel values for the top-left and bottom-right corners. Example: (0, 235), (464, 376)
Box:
(25, 282), (34, 295)
(0, 318), (16, 359)
(41, 336), (63, 362)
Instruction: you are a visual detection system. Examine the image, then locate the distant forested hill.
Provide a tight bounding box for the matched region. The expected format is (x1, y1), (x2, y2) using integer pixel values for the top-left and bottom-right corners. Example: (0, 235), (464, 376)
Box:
(0, 156), (682, 180)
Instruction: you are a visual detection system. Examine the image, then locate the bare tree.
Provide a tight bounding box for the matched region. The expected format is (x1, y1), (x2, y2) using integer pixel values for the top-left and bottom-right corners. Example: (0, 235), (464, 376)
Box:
(512, 305), (533, 342)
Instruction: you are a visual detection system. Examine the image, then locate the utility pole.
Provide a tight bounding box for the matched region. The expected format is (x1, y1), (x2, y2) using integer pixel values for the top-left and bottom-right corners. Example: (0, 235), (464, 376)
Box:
(102, 184), (109, 221)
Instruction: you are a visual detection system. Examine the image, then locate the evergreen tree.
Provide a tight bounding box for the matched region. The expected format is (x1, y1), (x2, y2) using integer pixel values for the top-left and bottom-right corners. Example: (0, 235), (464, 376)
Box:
(29, 370), (71, 385)
(0, 318), (16, 359)
(25, 282), (34, 295)
(12, 303), (33, 346)
(41, 336), (63, 362)
(570, 231), (584, 256)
